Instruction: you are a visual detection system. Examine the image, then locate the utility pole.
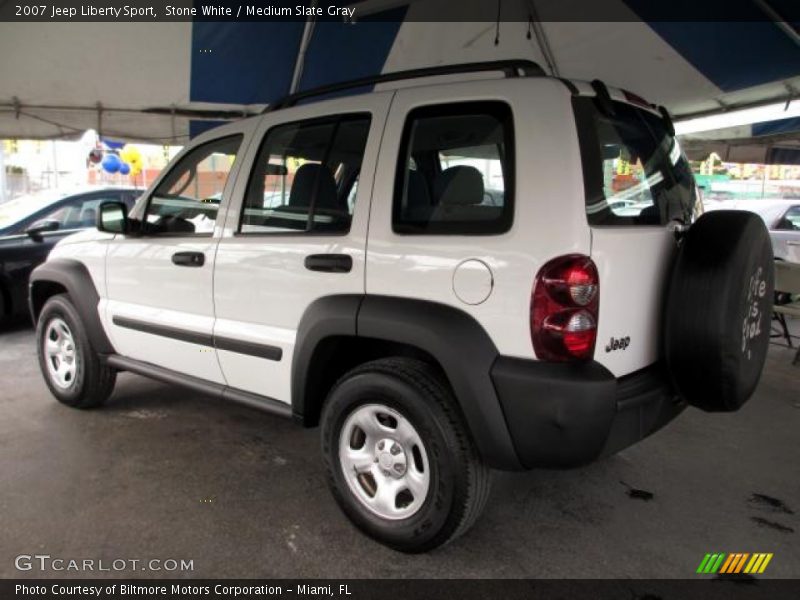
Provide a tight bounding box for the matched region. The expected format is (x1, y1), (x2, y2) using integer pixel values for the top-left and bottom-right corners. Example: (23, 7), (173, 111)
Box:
(51, 140), (59, 190)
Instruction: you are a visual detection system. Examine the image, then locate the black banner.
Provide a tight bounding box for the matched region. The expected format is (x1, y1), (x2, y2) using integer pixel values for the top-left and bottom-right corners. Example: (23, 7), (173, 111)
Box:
(3, 579), (800, 600)
(1, 0), (800, 23)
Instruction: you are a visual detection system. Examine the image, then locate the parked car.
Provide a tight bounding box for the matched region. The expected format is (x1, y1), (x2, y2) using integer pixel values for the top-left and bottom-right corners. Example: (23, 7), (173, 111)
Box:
(757, 202), (800, 263)
(705, 199), (800, 262)
(28, 61), (774, 552)
(0, 187), (141, 321)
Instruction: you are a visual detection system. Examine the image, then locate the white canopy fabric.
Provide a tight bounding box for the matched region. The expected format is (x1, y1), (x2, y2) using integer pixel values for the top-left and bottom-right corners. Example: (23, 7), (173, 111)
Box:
(1, 0), (798, 147)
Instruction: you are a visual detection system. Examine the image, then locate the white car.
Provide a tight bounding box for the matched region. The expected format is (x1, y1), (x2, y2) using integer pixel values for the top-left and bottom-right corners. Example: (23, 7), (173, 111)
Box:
(706, 199), (800, 262)
(28, 61), (774, 552)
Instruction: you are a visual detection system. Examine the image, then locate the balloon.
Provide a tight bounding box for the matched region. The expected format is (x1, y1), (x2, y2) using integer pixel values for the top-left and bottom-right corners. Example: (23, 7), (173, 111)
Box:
(120, 145), (143, 170)
(88, 148), (103, 164)
(120, 146), (143, 179)
(119, 162), (131, 175)
(101, 153), (121, 174)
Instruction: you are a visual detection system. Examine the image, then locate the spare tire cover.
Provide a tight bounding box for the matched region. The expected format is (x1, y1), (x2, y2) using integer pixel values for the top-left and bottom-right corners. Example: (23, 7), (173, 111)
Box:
(664, 210), (774, 412)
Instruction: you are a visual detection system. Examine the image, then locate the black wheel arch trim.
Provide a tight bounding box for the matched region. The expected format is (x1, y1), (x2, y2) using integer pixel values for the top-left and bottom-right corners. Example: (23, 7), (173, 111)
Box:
(29, 258), (114, 355)
(292, 294), (522, 469)
(292, 295), (363, 425)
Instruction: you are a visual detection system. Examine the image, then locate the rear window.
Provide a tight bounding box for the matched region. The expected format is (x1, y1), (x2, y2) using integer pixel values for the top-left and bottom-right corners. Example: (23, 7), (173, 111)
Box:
(393, 102), (514, 235)
(573, 98), (697, 227)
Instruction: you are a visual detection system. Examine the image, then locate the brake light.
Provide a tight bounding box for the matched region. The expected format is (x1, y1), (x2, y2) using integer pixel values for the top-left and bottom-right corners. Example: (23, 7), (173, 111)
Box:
(531, 255), (599, 361)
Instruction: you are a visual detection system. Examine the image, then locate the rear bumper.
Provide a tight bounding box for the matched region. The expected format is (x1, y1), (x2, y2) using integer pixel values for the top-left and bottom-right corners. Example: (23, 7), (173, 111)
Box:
(491, 357), (686, 469)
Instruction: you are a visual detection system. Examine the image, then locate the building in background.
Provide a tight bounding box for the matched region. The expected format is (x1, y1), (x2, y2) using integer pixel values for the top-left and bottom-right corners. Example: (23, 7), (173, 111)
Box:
(1, 133), (182, 204)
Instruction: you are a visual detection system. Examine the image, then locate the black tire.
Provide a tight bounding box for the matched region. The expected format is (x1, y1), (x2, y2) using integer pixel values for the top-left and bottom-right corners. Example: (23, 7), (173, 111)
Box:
(321, 358), (491, 553)
(36, 293), (116, 408)
(664, 210), (774, 412)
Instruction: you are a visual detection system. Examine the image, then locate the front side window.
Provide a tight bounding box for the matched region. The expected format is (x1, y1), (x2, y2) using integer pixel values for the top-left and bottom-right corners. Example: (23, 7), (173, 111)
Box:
(393, 102), (514, 235)
(239, 115), (371, 234)
(574, 98), (696, 226)
(144, 135), (242, 235)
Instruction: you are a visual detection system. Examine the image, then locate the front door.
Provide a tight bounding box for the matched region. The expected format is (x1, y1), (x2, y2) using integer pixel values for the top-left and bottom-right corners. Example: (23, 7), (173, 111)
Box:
(213, 93), (391, 402)
(102, 132), (247, 383)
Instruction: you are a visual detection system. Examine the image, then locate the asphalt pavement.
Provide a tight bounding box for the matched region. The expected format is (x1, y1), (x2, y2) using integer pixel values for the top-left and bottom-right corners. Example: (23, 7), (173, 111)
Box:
(1, 319), (798, 579)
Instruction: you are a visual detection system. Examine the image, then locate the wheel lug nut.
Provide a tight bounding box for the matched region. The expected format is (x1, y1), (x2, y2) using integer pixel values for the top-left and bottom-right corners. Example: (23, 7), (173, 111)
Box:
(390, 444), (400, 455)
(378, 441), (385, 450)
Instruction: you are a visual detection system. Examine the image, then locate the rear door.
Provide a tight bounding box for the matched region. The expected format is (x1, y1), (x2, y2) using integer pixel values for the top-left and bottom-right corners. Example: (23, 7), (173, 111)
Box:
(573, 96), (698, 377)
(213, 93), (391, 402)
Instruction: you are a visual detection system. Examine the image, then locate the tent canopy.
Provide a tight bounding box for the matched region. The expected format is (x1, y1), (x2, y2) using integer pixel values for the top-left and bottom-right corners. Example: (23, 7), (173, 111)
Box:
(1, 0), (799, 150)
(680, 116), (800, 164)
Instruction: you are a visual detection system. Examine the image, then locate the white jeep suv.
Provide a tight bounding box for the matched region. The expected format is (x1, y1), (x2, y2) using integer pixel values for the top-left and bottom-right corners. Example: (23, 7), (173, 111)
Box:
(29, 61), (774, 552)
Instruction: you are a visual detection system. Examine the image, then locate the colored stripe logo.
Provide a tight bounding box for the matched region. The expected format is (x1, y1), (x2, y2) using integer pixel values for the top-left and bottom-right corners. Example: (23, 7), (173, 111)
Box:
(696, 553), (773, 574)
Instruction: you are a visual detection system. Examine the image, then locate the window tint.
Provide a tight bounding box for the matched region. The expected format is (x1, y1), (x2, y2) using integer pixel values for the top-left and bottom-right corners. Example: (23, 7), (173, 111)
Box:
(574, 98), (697, 226)
(240, 115), (370, 234)
(144, 135), (242, 235)
(393, 102), (514, 235)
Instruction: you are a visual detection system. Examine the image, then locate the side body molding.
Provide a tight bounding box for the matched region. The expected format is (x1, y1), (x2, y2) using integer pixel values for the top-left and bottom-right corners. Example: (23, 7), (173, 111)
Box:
(291, 294), (522, 469)
(29, 258), (114, 355)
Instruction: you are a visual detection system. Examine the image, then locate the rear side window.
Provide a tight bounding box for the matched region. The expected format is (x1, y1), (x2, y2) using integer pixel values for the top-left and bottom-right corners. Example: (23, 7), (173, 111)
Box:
(240, 115), (370, 235)
(393, 102), (514, 235)
(573, 98), (696, 227)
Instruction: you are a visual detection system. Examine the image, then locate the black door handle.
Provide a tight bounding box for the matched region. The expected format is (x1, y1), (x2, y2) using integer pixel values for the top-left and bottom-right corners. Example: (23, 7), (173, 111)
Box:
(172, 251), (205, 267)
(304, 254), (353, 273)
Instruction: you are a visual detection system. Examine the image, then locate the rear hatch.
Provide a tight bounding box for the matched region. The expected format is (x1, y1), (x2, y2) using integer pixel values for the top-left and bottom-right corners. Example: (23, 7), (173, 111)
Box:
(572, 91), (698, 377)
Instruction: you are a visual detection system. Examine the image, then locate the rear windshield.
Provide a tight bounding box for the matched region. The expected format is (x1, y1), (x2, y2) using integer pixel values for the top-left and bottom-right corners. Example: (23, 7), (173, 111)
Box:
(573, 97), (697, 227)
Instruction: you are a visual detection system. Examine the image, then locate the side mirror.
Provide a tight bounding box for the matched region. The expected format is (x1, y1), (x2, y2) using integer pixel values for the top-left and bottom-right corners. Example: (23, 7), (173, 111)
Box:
(97, 201), (129, 234)
(25, 220), (60, 242)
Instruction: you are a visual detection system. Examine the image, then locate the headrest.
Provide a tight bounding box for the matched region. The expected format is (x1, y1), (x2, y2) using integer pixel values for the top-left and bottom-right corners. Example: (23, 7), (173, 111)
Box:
(289, 163), (339, 210)
(434, 166), (484, 206)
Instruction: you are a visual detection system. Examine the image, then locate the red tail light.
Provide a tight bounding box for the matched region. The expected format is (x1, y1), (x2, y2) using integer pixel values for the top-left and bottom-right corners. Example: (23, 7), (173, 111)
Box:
(531, 255), (599, 362)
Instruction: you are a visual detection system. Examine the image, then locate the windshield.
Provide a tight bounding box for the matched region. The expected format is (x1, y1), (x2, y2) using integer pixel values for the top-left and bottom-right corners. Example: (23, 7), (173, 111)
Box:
(574, 97), (698, 227)
(0, 192), (66, 231)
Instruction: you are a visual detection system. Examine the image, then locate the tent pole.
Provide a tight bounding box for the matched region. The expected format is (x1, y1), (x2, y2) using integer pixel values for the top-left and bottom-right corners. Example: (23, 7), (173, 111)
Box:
(753, 0), (800, 47)
(289, 3), (318, 94)
(527, 1), (560, 77)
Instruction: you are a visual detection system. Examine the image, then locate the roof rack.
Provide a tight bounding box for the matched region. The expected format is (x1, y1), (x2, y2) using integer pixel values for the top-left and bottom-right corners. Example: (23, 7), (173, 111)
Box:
(264, 59), (545, 113)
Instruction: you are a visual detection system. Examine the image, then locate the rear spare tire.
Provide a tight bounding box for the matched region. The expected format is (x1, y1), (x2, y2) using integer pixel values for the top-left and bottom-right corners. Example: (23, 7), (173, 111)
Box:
(665, 210), (773, 412)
